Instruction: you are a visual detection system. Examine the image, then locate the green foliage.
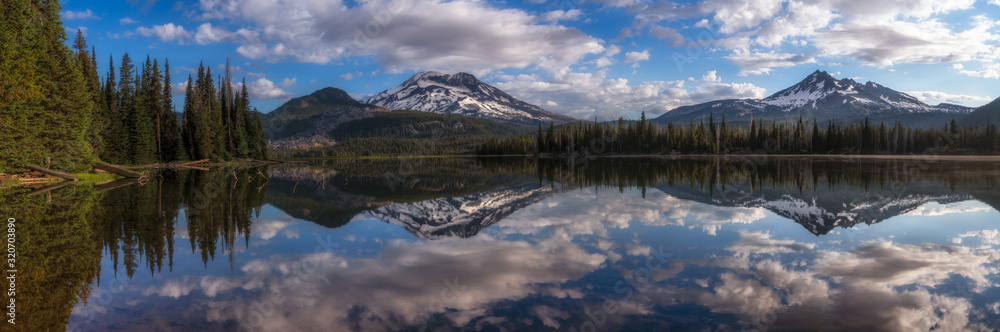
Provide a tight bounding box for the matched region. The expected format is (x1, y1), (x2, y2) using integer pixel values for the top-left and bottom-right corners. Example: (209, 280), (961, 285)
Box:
(261, 87), (363, 138)
(0, 184), (101, 331)
(481, 114), (1000, 156)
(960, 96), (1000, 128)
(270, 110), (533, 158)
(0, 0), (95, 172)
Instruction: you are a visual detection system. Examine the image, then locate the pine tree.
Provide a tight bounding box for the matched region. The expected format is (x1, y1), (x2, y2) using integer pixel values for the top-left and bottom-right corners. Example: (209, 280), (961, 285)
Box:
(118, 53), (136, 163)
(161, 59), (183, 162)
(102, 55), (124, 163)
(182, 75), (198, 159)
(0, 0), (44, 172)
(129, 56), (156, 164)
(32, 0), (95, 170)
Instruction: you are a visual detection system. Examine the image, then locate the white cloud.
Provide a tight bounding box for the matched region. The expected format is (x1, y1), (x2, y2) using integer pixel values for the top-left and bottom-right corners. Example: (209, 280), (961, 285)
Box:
(119, 17), (139, 24)
(814, 18), (999, 66)
(247, 78), (293, 100)
(630, 0), (996, 75)
(624, 50), (650, 62)
(957, 63), (1000, 79)
(194, 23), (235, 45)
(905, 91), (992, 105)
(65, 26), (88, 37)
(725, 51), (816, 76)
(592, 57), (613, 68)
(953, 229), (1000, 246)
(198, 0), (603, 73)
(494, 70), (764, 119)
(278, 78), (297, 89)
(171, 81), (188, 96)
(540, 9), (583, 22)
(497, 187), (767, 238)
(649, 25), (685, 47)
(136, 23), (192, 43)
(700, 70), (721, 82)
(152, 239), (605, 331)
(605, 44), (622, 57)
(339, 73), (354, 80)
(62, 9), (97, 20)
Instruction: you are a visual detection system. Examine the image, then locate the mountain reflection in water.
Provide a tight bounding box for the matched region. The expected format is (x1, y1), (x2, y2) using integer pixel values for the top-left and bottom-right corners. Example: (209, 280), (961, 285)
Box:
(1, 157), (997, 331)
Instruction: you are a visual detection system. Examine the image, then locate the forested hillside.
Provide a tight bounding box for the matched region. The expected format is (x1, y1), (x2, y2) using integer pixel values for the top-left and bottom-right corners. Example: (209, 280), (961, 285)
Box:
(960, 97), (1000, 128)
(270, 110), (533, 158)
(0, 0), (266, 173)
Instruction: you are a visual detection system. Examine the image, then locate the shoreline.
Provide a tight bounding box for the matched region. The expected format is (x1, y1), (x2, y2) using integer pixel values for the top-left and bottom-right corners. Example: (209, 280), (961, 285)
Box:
(584, 154), (1000, 162)
(1, 159), (280, 189)
(272, 153), (1000, 161)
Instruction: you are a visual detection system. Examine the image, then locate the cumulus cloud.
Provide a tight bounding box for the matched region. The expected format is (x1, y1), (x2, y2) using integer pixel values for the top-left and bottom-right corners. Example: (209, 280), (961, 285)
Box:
(194, 23), (235, 45)
(814, 17), (999, 66)
(339, 73), (354, 80)
(699, 70), (721, 82)
(278, 78), (297, 89)
(540, 9), (583, 22)
(136, 23), (192, 43)
(62, 9), (97, 20)
(956, 62), (1000, 79)
(119, 17), (139, 24)
(649, 25), (685, 47)
(628, 0), (996, 75)
(196, 0), (603, 73)
(624, 50), (651, 62)
(498, 187), (766, 238)
(247, 78), (293, 100)
(157, 239), (604, 331)
(662, 231), (1000, 331)
(65, 26), (88, 37)
(725, 51), (816, 76)
(493, 70), (765, 119)
(171, 81), (188, 96)
(905, 91), (993, 106)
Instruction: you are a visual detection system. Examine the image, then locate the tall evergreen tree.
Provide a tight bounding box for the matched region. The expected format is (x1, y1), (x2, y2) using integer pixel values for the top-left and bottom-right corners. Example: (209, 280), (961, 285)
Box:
(32, 0), (95, 170)
(0, 0), (45, 172)
(161, 59), (183, 161)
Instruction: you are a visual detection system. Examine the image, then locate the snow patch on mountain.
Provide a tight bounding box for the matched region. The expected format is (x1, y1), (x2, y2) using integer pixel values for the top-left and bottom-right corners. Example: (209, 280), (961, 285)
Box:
(366, 71), (576, 125)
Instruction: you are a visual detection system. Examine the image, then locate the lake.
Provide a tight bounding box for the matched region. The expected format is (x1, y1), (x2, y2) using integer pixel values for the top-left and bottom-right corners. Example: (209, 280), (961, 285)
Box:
(4, 156), (1000, 331)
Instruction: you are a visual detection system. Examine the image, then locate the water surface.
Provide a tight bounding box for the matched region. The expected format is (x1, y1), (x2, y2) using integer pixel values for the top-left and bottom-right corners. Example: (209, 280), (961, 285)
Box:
(4, 157), (1000, 331)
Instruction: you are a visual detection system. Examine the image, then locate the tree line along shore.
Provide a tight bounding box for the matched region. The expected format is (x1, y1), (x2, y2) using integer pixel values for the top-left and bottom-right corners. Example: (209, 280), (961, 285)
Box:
(0, 0), (268, 179)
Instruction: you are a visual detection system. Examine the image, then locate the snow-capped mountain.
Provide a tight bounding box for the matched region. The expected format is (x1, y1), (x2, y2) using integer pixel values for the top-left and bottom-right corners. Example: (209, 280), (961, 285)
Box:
(656, 180), (974, 235)
(654, 70), (974, 128)
(366, 183), (573, 240)
(366, 71), (576, 125)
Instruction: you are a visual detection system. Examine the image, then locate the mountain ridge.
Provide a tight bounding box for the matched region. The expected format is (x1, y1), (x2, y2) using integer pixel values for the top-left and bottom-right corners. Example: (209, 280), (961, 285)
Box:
(366, 70), (577, 125)
(261, 87), (387, 150)
(654, 70), (975, 128)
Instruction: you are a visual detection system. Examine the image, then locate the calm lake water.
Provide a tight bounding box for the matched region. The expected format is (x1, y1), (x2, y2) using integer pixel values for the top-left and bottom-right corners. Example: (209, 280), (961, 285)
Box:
(4, 157), (1000, 331)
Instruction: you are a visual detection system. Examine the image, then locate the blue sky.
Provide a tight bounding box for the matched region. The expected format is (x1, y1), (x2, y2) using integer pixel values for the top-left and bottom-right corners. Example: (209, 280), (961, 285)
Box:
(61, 0), (1000, 120)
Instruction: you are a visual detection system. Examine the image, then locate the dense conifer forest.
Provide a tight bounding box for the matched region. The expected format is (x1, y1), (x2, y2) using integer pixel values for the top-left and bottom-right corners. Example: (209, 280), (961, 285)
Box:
(0, 0), (266, 174)
(479, 112), (1000, 156)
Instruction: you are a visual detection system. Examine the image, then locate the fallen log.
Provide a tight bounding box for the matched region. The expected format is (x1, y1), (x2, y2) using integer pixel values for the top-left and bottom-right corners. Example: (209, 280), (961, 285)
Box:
(95, 178), (141, 192)
(26, 165), (80, 181)
(179, 165), (210, 171)
(28, 180), (76, 196)
(179, 159), (210, 166)
(94, 162), (144, 178)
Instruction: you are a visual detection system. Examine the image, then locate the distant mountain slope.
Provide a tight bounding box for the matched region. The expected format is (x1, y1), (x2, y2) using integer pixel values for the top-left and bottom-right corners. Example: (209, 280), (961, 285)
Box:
(261, 87), (387, 150)
(654, 70), (974, 128)
(959, 96), (1000, 127)
(366, 71), (576, 125)
(318, 110), (534, 156)
(262, 87), (364, 129)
